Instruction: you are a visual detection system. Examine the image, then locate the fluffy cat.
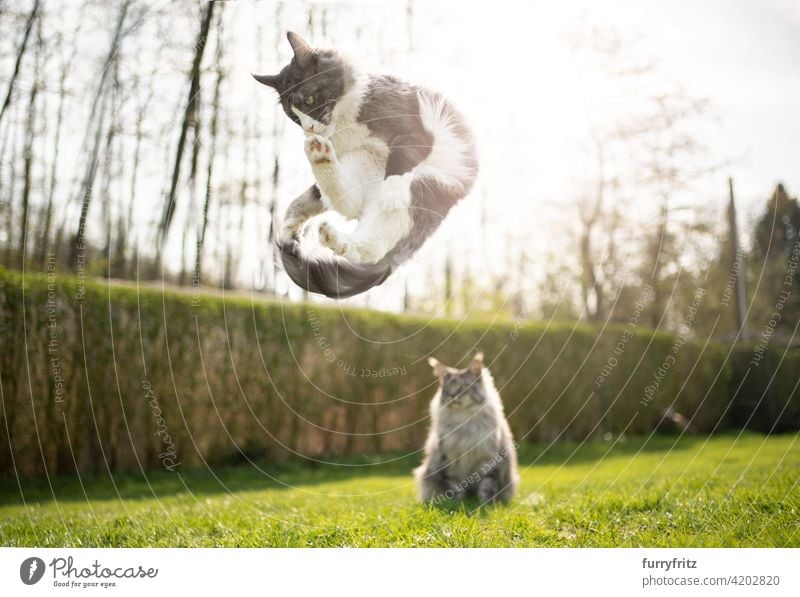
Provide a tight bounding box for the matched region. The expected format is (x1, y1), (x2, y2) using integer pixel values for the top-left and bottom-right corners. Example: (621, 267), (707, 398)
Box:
(415, 353), (519, 504)
(253, 32), (478, 298)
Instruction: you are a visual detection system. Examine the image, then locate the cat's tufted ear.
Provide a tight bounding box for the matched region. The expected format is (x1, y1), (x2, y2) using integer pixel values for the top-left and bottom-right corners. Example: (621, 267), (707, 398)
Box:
(252, 73), (280, 90)
(469, 352), (484, 376)
(428, 357), (448, 379)
(287, 31), (314, 68)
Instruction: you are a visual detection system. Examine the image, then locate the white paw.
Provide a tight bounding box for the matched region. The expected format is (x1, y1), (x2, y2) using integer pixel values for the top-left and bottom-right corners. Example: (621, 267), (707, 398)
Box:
(304, 134), (335, 166)
(347, 243), (384, 265)
(318, 221), (349, 257)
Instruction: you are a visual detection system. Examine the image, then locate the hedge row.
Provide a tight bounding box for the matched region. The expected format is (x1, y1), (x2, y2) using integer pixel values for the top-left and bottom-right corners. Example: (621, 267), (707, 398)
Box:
(729, 348), (800, 433)
(0, 267), (791, 479)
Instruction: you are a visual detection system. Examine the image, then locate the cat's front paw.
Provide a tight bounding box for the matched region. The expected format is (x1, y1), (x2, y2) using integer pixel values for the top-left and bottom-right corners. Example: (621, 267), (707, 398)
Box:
(476, 477), (499, 505)
(445, 482), (466, 502)
(304, 134), (335, 166)
(318, 221), (349, 257)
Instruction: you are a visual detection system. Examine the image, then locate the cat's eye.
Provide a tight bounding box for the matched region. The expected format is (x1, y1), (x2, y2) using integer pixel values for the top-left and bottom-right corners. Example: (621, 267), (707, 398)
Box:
(304, 95), (314, 106)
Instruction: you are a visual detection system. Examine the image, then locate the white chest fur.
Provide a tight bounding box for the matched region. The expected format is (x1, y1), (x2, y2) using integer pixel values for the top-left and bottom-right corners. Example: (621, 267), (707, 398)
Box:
(310, 77), (390, 219)
(323, 126), (388, 218)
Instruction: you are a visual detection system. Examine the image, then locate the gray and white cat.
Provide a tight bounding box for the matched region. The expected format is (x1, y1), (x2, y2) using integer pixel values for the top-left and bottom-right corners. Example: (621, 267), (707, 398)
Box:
(415, 353), (519, 504)
(253, 32), (478, 298)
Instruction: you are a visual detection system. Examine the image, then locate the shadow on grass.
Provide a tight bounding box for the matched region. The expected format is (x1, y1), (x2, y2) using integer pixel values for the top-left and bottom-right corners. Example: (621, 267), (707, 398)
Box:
(518, 433), (704, 468)
(0, 433), (708, 507)
(426, 496), (505, 518)
(0, 453), (420, 507)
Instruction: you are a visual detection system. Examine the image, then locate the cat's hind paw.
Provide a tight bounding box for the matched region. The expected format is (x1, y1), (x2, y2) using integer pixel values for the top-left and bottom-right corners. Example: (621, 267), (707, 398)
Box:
(279, 219), (303, 245)
(318, 221), (349, 257)
(304, 134), (335, 166)
(318, 223), (387, 264)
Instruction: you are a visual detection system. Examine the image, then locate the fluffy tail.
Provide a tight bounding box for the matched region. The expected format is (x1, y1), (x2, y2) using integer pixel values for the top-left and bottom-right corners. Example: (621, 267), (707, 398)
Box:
(277, 239), (393, 299)
(277, 177), (470, 299)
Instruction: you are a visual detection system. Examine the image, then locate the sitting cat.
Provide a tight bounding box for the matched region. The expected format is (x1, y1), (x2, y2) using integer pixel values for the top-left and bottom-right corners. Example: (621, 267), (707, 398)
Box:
(415, 353), (519, 504)
(253, 32), (478, 298)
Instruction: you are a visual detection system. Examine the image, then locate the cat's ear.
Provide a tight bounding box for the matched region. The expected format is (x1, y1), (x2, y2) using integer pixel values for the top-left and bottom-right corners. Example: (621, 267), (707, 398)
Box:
(469, 352), (484, 375)
(252, 73), (280, 90)
(287, 31), (314, 67)
(428, 357), (448, 379)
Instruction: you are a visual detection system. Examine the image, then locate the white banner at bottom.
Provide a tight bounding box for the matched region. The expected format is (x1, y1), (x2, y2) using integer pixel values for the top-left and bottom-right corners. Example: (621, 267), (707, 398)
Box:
(1, 548), (797, 597)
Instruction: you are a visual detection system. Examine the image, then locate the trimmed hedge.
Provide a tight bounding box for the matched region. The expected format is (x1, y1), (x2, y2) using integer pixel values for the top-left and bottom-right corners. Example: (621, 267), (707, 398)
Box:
(729, 348), (800, 433)
(0, 267), (789, 479)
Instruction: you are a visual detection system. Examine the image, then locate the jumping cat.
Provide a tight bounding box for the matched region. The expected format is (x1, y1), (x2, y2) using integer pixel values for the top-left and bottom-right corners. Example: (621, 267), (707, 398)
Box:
(415, 353), (519, 504)
(253, 32), (478, 298)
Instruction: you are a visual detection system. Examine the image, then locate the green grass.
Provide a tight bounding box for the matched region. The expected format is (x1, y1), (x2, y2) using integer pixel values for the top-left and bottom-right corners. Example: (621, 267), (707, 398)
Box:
(1, 433), (798, 547)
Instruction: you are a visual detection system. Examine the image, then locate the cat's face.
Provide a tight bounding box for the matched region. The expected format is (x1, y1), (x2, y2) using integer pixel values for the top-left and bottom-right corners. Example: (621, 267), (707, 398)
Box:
(429, 353), (487, 410)
(253, 32), (350, 135)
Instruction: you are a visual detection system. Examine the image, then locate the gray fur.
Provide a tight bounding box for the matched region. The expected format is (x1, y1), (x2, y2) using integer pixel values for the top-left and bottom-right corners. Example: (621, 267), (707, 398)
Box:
(415, 354), (519, 505)
(283, 184), (324, 229)
(279, 240), (393, 299)
(254, 33), (353, 128)
(255, 32), (478, 299)
(358, 76), (435, 177)
(278, 177), (466, 298)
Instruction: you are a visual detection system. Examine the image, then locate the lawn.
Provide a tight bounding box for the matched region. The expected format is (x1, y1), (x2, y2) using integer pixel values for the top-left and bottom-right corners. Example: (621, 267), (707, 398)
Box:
(1, 433), (798, 547)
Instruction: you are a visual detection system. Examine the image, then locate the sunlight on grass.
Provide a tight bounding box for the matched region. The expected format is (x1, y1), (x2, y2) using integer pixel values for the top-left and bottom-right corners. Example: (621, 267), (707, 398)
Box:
(1, 433), (798, 547)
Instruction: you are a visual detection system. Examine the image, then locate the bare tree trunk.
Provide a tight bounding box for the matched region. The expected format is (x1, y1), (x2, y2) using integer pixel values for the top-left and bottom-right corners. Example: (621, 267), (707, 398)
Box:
(306, 4), (315, 36)
(101, 59), (122, 275)
(159, 0), (215, 245)
(83, 1), (131, 145)
(42, 6), (86, 271)
(72, 92), (109, 271)
(0, 0), (40, 126)
(727, 177), (748, 341)
(269, 152), (280, 291)
(179, 58), (206, 286)
(0, 125), (11, 264)
(223, 218), (233, 290)
(578, 140), (607, 322)
(72, 0), (130, 270)
(123, 65), (155, 277)
(513, 247), (529, 317)
(4, 105), (20, 267)
(37, 52), (68, 267)
(128, 108), (146, 220)
(19, 17), (42, 268)
(231, 108), (253, 289)
(195, 10), (224, 285)
(267, 2), (283, 292)
(19, 87), (37, 267)
(648, 200), (669, 328)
